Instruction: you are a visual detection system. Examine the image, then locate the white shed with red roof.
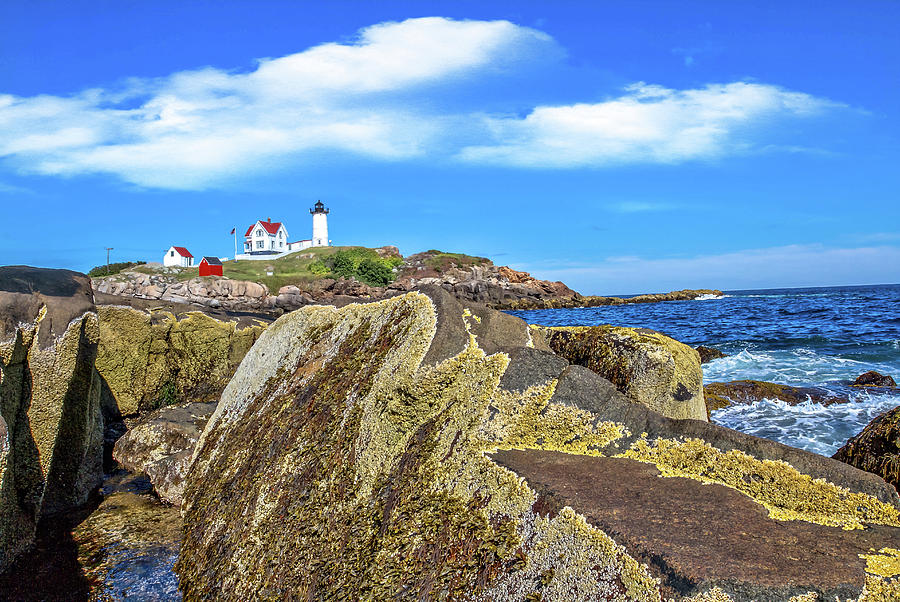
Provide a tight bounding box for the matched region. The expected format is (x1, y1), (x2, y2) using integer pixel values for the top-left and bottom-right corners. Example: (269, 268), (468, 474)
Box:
(164, 246), (194, 268)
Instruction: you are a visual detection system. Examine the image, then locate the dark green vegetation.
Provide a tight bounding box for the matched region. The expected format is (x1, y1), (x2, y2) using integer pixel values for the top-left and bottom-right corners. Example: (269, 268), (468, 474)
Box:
(87, 261), (145, 277)
(326, 248), (402, 286)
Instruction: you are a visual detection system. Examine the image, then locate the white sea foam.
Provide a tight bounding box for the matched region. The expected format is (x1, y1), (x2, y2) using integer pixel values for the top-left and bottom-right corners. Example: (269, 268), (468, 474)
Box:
(711, 392), (900, 456)
(694, 293), (725, 301)
(703, 348), (896, 385)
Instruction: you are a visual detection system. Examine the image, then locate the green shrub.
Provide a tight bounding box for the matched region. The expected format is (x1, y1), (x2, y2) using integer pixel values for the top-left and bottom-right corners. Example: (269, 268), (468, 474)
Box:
(88, 261), (146, 277)
(326, 249), (398, 286)
(309, 260), (329, 275)
(357, 258), (393, 286)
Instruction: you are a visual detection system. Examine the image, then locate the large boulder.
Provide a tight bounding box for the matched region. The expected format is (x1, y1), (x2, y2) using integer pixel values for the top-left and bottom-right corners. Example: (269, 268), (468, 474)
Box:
(533, 325), (707, 421)
(834, 405), (900, 494)
(113, 401), (217, 505)
(176, 288), (900, 600)
(95, 305), (267, 416)
(0, 266), (105, 572)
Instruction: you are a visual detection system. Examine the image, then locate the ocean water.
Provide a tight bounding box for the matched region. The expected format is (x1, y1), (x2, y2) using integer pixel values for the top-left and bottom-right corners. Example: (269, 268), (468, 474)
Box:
(507, 284), (900, 456)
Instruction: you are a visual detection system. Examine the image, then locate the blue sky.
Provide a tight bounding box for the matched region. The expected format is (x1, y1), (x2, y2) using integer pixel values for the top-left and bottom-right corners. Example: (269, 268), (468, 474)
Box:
(1, 1), (898, 294)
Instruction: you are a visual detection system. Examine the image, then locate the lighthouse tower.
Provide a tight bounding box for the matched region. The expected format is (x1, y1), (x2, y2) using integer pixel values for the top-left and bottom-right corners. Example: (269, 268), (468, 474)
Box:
(310, 200), (329, 247)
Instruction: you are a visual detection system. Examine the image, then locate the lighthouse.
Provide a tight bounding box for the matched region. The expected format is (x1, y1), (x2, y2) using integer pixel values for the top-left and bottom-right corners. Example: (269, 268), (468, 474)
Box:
(310, 200), (329, 247)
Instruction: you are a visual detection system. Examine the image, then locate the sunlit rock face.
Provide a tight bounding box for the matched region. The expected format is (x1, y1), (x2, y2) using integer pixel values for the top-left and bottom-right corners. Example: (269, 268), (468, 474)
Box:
(177, 287), (900, 601)
(0, 267), (104, 572)
(95, 306), (267, 416)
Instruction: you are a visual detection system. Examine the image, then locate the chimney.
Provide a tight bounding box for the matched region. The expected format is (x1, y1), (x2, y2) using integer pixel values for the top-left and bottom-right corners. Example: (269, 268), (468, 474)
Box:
(267, 217), (271, 222)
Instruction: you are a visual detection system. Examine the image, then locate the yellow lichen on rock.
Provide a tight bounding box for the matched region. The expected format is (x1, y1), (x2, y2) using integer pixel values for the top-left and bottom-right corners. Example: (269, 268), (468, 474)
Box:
(621, 437), (900, 530)
(683, 588), (734, 602)
(860, 547), (900, 578)
(479, 379), (628, 456)
(856, 575), (900, 602)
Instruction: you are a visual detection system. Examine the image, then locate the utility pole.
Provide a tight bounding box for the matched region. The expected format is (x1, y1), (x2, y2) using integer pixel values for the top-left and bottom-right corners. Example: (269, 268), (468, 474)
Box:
(106, 247), (113, 274)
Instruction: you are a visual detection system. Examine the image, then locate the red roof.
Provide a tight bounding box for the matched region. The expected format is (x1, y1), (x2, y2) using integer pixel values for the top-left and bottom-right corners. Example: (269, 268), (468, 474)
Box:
(245, 220), (283, 237)
(172, 246), (193, 258)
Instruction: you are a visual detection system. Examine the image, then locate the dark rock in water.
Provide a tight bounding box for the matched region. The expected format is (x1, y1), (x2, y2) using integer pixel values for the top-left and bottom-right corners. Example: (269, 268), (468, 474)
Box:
(834, 405), (900, 494)
(176, 287), (900, 600)
(695, 345), (727, 364)
(533, 324), (707, 421)
(113, 401), (218, 506)
(852, 371), (897, 388)
(705, 380), (846, 413)
(0, 266), (105, 572)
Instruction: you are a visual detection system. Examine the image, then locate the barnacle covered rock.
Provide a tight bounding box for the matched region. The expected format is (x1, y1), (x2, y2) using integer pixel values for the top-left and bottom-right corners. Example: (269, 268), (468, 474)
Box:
(177, 288), (900, 601)
(95, 305), (267, 416)
(533, 324), (707, 421)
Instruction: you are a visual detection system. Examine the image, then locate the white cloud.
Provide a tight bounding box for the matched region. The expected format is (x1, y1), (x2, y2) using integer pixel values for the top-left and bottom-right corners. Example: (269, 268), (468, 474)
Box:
(0, 17), (551, 189)
(458, 82), (841, 168)
(0, 18), (842, 189)
(525, 244), (900, 294)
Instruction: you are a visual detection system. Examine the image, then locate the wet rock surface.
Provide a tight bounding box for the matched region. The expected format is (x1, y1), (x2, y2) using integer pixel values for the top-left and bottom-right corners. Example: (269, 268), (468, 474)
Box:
(535, 324), (707, 421)
(834, 405), (900, 494)
(705, 380), (847, 413)
(0, 470), (181, 602)
(695, 345), (727, 364)
(113, 401), (217, 505)
(74, 471), (182, 601)
(853, 371), (897, 388)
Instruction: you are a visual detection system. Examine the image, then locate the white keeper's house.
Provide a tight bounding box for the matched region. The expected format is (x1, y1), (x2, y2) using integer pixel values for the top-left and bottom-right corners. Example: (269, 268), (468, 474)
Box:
(237, 201), (331, 260)
(243, 218), (289, 255)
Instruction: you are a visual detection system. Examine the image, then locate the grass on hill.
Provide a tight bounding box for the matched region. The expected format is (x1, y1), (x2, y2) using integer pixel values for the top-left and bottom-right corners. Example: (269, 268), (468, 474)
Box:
(119, 247), (490, 293)
(142, 247), (403, 291)
(420, 250), (492, 272)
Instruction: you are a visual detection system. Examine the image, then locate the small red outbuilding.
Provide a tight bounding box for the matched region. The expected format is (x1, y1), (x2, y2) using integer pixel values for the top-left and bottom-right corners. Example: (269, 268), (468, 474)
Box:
(198, 256), (224, 277)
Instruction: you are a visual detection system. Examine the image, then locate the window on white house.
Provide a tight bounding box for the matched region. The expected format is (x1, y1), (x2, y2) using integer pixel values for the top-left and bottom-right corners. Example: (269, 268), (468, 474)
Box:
(279, 241), (283, 248)
(256, 229), (262, 236)
(278, 231), (282, 238)
(257, 241), (264, 249)
(170, 251), (174, 256)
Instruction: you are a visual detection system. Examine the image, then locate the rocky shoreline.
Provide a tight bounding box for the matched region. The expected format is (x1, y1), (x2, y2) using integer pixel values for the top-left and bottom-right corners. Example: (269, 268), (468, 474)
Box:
(4, 265), (900, 601)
